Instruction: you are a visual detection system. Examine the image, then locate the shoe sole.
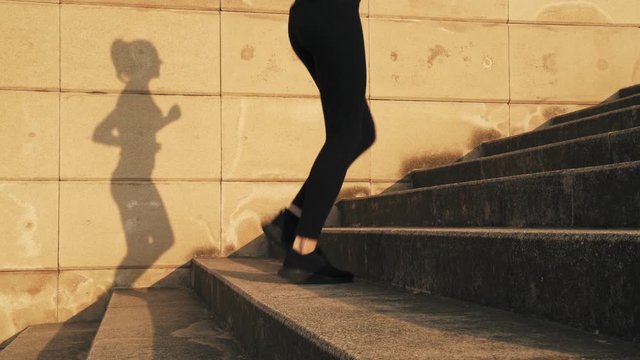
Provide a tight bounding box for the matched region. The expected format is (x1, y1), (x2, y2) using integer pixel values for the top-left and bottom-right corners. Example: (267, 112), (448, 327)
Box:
(277, 267), (354, 285)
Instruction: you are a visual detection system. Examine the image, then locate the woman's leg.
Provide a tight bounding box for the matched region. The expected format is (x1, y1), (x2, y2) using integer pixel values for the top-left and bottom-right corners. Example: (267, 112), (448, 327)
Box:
(290, 100), (376, 210)
(289, 0), (372, 242)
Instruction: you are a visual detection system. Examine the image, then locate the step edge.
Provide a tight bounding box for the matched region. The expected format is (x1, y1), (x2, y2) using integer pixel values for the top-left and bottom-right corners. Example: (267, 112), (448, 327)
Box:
(412, 124), (637, 178)
(341, 159), (640, 203)
(192, 259), (354, 360)
(483, 105), (640, 148)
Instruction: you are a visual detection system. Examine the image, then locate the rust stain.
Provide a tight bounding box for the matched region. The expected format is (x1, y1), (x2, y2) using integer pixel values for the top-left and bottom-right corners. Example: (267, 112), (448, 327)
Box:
(240, 45), (255, 61)
(190, 246), (219, 258)
(542, 106), (570, 120)
(466, 127), (503, 150)
(426, 45), (450, 68)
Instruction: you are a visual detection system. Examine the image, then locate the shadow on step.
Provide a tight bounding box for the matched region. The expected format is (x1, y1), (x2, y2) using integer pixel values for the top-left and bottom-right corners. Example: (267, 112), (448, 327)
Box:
(214, 258), (639, 358)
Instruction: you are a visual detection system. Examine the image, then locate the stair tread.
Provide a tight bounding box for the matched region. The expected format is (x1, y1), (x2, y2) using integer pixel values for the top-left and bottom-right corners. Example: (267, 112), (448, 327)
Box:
(195, 258), (639, 359)
(0, 321), (99, 360)
(86, 288), (249, 360)
(485, 105), (640, 147)
(415, 124), (637, 174)
(344, 160), (640, 202)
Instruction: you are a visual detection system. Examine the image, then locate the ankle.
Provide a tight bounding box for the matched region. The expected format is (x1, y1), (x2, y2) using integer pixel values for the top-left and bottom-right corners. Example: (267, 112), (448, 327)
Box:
(292, 235), (317, 255)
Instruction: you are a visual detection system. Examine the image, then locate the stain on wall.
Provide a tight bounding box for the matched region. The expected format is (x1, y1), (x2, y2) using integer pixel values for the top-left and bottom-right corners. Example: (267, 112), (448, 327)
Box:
(536, 1), (614, 24)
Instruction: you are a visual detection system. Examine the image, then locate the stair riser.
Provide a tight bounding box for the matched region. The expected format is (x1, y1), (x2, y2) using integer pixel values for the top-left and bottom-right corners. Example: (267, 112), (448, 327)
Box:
(319, 230), (640, 343)
(340, 163), (640, 228)
(545, 93), (640, 128)
(482, 106), (640, 157)
(193, 265), (342, 360)
(413, 127), (640, 188)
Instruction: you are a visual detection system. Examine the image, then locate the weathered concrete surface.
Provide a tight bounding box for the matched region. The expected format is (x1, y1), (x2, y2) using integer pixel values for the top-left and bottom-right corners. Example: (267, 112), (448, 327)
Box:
(319, 227), (640, 344)
(194, 258), (640, 359)
(87, 288), (250, 360)
(0, 321), (99, 360)
(340, 160), (640, 228)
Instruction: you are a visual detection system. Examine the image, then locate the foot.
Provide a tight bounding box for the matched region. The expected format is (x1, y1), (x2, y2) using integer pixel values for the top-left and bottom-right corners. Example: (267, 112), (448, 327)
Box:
(261, 208), (298, 249)
(277, 246), (354, 284)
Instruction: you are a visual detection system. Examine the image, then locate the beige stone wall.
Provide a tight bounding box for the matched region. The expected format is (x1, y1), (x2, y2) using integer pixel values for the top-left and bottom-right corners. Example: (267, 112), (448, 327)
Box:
(1, 0), (639, 343)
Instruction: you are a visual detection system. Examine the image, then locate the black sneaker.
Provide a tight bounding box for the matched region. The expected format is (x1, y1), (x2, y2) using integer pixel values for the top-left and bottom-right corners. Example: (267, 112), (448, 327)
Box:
(261, 208), (298, 249)
(277, 246), (354, 284)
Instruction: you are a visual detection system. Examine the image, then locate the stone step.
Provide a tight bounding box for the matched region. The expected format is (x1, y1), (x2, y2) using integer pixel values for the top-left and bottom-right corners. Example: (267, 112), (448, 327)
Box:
(318, 227), (640, 344)
(412, 126), (640, 188)
(0, 321), (99, 360)
(544, 91), (640, 129)
(477, 105), (640, 159)
(86, 288), (250, 360)
(601, 84), (640, 104)
(192, 258), (639, 359)
(338, 160), (640, 228)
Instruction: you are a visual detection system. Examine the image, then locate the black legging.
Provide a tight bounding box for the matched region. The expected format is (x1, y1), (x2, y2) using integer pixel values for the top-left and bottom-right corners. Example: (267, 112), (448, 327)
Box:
(288, 0), (376, 239)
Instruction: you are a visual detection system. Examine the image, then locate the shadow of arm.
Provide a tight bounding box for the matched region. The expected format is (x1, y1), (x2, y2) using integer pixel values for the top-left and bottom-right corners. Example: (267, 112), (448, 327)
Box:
(92, 112), (120, 146)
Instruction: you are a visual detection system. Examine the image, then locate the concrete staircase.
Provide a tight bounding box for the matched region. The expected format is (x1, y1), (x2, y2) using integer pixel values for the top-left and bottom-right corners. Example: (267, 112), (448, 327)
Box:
(2, 85), (640, 359)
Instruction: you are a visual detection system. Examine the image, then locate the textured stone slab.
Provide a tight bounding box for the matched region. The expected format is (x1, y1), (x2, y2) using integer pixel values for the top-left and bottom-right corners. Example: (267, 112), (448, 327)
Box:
(370, 18), (509, 101)
(0, 91), (59, 180)
(319, 227), (640, 344)
(61, 92), (220, 181)
(0, 2), (59, 90)
(87, 288), (250, 359)
(59, 181), (220, 268)
(510, 24), (640, 102)
(0, 182), (58, 270)
(61, 4), (220, 94)
(221, 12), (369, 97)
(0, 321), (99, 360)
(194, 258), (640, 359)
(221, 96), (369, 181)
(339, 161), (640, 228)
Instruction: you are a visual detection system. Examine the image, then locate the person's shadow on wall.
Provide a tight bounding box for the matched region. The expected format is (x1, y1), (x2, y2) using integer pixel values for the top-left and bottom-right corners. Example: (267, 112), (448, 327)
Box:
(93, 38), (179, 279)
(37, 39), (182, 359)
